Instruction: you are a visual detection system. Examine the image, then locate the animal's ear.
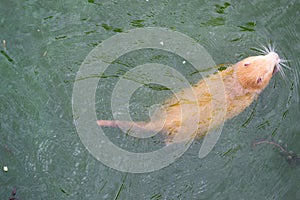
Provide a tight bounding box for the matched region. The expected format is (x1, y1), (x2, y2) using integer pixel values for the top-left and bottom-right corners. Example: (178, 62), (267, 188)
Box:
(257, 77), (263, 84)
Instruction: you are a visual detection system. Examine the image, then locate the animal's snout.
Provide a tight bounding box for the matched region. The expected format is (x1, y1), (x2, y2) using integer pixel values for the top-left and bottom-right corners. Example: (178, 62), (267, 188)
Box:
(267, 52), (280, 64)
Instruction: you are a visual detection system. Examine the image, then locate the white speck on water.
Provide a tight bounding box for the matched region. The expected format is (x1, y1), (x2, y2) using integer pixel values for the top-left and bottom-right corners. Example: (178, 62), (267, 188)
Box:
(37, 29), (41, 32)
(3, 40), (6, 49)
(160, 41), (164, 46)
(182, 60), (186, 64)
(3, 166), (8, 172)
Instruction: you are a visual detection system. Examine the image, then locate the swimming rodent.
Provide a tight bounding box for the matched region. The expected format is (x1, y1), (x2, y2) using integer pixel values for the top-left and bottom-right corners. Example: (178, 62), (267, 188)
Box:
(97, 49), (286, 144)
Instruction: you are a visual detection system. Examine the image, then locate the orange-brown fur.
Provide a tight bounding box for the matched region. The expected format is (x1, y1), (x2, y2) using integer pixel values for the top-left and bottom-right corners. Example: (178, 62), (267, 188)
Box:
(98, 52), (280, 143)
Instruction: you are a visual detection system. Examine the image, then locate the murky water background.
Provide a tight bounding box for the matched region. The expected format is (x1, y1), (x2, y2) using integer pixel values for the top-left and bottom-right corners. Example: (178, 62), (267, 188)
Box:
(1, 0), (300, 199)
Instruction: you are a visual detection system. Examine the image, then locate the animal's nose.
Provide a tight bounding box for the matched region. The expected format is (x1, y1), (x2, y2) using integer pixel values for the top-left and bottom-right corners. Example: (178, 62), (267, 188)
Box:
(268, 52), (280, 60)
(267, 52), (280, 63)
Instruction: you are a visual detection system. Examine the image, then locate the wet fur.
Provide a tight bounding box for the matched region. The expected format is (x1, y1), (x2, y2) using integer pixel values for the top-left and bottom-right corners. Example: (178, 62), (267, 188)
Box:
(98, 50), (284, 144)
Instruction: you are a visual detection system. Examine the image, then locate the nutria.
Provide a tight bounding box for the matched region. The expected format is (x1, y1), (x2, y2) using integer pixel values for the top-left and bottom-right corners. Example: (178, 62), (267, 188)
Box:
(98, 48), (286, 144)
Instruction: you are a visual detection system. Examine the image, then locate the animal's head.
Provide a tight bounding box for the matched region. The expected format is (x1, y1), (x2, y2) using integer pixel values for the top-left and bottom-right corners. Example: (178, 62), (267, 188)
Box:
(236, 52), (282, 91)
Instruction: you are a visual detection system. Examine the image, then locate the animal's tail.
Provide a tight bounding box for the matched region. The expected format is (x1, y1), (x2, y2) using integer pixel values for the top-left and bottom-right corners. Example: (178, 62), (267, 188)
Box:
(97, 120), (148, 130)
(97, 120), (196, 143)
(97, 120), (164, 138)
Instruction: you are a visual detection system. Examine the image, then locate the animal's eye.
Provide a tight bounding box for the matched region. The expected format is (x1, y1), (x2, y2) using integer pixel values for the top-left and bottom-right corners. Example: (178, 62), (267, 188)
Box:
(244, 62), (250, 66)
(257, 77), (262, 84)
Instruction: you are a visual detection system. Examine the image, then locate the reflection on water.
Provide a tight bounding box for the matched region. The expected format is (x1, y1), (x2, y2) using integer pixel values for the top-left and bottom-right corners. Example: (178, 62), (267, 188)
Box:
(0, 0), (300, 199)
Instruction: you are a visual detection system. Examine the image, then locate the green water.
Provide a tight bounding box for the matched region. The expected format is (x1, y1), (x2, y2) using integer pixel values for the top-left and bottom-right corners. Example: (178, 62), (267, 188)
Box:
(1, 0), (300, 199)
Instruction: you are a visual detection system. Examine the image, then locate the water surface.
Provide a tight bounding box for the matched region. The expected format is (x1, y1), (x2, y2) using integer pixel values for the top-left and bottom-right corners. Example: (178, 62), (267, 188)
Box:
(1, 0), (300, 199)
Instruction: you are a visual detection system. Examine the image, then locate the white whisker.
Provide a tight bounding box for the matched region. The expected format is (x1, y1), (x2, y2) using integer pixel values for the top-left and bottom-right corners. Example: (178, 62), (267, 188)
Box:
(277, 64), (287, 81)
(256, 42), (277, 55)
(279, 58), (290, 63)
(261, 45), (269, 54)
(279, 62), (291, 70)
(254, 42), (268, 54)
(269, 43), (276, 52)
(252, 44), (265, 54)
(267, 43), (272, 52)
